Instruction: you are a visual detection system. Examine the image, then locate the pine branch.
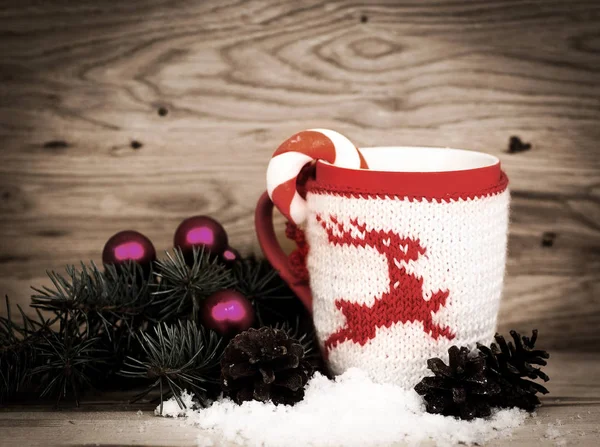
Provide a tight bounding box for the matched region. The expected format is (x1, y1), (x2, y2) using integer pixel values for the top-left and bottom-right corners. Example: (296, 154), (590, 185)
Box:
(232, 256), (292, 300)
(31, 262), (153, 316)
(2, 249), (317, 407)
(31, 262), (155, 343)
(0, 296), (56, 402)
(120, 321), (223, 415)
(232, 256), (297, 325)
(152, 248), (234, 321)
(30, 313), (107, 406)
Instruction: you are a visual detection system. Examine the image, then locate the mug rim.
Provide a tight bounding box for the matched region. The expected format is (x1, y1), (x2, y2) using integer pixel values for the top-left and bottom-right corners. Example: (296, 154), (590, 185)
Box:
(324, 146), (500, 173)
(308, 147), (507, 201)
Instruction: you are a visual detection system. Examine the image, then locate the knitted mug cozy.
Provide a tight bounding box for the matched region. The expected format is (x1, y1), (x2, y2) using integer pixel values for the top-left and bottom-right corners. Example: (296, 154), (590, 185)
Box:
(256, 146), (509, 388)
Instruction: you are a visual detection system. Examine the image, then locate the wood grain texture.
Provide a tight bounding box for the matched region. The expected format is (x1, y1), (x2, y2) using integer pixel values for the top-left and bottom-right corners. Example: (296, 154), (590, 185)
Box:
(0, 0), (599, 349)
(1, 352), (599, 446)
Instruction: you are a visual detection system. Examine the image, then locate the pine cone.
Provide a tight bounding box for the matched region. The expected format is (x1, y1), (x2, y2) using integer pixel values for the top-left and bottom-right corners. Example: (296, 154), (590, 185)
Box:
(414, 346), (501, 420)
(221, 327), (313, 405)
(478, 330), (550, 411)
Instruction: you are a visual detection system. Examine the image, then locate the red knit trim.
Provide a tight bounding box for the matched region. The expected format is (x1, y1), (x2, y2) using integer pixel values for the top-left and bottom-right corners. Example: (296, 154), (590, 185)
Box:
(317, 215), (455, 355)
(307, 160), (508, 201)
(285, 221), (310, 283)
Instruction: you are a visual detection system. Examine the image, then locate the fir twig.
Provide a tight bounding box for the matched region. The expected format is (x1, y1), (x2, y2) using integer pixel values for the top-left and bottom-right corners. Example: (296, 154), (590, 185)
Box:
(2, 249), (319, 407)
(30, 314), (106, 406)
(31, 262), (154, 337)
(120, 321), (223, 415)
(152, 248), (234, 321)
(0, 296), (56, 401)
(232, 256), (292, 300)
(232, 256), (295, 325)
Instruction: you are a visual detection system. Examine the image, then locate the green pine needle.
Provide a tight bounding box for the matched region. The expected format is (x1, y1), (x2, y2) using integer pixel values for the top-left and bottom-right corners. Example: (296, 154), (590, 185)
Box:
(120, 320), (222, 415)
(152, 248), (234, 321)
(0, 295), (56, 401)
(31, 262), (153, 315)
(232, 256), (296, 325)
(31, 262), (155, 343)
(30, 316), (106, 407)
(2, 249), (311, 406)
(232, 256), (292, 301)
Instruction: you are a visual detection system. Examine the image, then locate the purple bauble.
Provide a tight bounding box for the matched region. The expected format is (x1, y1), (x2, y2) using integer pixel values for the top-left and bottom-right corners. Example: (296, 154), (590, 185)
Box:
(221, 246), (240, 267)
(102, 230), (156, 273)
(174, 216), (228, 264)
(201, 290), (255, 336)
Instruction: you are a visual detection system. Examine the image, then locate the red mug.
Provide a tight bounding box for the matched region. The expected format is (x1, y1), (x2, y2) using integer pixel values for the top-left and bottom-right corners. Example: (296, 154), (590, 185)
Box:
(256, 146), (509, 388)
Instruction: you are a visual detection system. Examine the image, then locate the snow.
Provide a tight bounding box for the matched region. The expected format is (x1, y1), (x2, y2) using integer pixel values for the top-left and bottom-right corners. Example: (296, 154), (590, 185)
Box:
(155, 389), (196, 418)
(157, 368), (529, 447)
(543, 420), (570, 446)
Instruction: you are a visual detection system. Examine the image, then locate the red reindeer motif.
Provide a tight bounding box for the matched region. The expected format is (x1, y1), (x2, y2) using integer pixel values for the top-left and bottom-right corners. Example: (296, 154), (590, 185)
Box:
(316, 215), (455, 353)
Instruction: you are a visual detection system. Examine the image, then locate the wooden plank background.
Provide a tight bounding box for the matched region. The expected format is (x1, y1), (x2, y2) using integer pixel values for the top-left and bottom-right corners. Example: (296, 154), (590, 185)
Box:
(0, 0), (599, 351)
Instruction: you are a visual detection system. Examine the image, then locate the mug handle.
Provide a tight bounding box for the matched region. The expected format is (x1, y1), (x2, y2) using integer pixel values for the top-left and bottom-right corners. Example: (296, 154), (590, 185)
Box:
(255, 191), (313, 314)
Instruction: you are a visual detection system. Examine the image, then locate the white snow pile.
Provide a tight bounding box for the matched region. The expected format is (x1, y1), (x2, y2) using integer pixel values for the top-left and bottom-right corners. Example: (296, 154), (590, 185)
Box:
(156, 368), (529, 447)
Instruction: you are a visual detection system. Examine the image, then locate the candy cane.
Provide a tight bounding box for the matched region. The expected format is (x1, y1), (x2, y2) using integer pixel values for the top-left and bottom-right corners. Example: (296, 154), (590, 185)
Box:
(267, 129), (368, 224)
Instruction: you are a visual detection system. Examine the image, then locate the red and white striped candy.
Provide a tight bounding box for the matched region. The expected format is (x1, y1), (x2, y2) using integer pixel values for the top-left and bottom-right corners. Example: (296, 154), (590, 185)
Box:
(267, 129), (368, 224)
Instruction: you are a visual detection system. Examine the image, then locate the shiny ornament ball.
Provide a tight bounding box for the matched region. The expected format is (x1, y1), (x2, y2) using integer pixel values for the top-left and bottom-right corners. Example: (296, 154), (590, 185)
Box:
(173, 216), (228, 264)
(221, 246), (241, 267)
(102, 230), (156, 273)
(201, 290), (255, 336)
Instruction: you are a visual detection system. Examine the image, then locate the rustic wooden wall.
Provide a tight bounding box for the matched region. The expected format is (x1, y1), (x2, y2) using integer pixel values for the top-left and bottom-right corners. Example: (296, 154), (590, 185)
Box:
(0, 0), (599, 351)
